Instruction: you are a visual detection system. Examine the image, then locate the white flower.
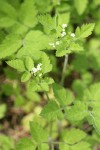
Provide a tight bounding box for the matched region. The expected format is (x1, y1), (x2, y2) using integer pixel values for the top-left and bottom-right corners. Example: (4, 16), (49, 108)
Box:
(62, 24), (67, 29)
(71, 33), (75, 37)
(31, 67), (38, 73)
(55, 41), (60, 45)
(49, 43), (55, 48)
(31, 63), (42, 75)
(61, 31), (66, 37)
(39, 73), (42, 77)
(37, 63), (42, 71)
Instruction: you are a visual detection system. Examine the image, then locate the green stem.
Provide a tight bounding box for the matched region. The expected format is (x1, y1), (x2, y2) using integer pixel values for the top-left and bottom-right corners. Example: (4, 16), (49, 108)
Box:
(60, 54), (68, 86)
(45, 91), (50, 101)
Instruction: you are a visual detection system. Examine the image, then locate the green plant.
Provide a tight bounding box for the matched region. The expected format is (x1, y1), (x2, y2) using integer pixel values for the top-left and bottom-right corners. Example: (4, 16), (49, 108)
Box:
(0, 0), (100, 150)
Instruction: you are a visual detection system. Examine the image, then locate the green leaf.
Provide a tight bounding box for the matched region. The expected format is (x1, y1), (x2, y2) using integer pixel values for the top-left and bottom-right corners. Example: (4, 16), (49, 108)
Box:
(21, 72), (31, 82)
(88, 108), (100, 134)
(57, 142), (91, 150)
(30, 122), (49, 143)
(0, 135), (14, 150)
(16, 138), (36, 150)
(38, 144), (49, 150)
(7, 59), (26, 72)
(24, 56), (34, 71)
(28, 80), (40, 92)
(59, 144), (69, 150)
(68, 43), (84, 53)
(72, 79), (87, 99)
(74, 0), (88, 15)
(38, 14), (56, 34)
(61, 128), (87, 144)
(0, 1), (17, 18)
(53, 83), (73, 106)
(0, 17), (16, 28)
(44, 77), (54, 85)
(56, 43), (67, 57)
(40, 81), (49, 91)
(71, 142), (91, 150)
(0, 34), (22, 59)
(25, 30), (51, 51)
(19, 0), (38, 27)
(41, 53), (52, 74)
(0, 104), (6, 119)
(66, 101), (88, 121)
(60, 130), (90, 150)
(16, 46), (42, 61)
(58, 13), (70, 25)
(84, 82), (100, 101)
(41, 101), (63, 121)
(75, 23), (95, 39)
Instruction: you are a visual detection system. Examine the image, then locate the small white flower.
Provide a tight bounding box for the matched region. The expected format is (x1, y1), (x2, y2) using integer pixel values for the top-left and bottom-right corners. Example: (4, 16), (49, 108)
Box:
(32, 67), (38, 73)
(62, 24), (67, 29)
(61, 31), (66, 37)
(49, 43), (55, 48)
(39, 73), (42, 77)
(55, 41), (60, 45)
(37, 63), (42, 67)
(71, 33), (75, 37)
(37, 63), (42, 71)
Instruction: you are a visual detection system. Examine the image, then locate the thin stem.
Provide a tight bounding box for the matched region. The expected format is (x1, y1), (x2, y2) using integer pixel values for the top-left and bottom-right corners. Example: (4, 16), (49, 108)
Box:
(60, 54), (68, 86)
(45, 91), (50, 101)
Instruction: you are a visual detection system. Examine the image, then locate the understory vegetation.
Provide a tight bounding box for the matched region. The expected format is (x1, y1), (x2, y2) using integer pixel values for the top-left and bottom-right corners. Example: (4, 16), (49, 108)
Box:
(0, 0), (100, 150)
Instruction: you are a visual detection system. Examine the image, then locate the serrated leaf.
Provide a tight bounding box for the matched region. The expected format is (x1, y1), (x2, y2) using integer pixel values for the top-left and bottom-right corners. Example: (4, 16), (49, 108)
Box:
(68, 43), (84, 53)
(88, 108), (100, 134)
(61, 128), (87, 144)
(41, 101), (63, 121)
(0, 34), (22, 59)
(38, 14), (56, 34)
(53, 83), (70, 106)
(56, 43), (67, 57)
(25, 56), (34, 71)
(84, 82), (100, 102)
(21, 72), (31, 82)
(7, 59), (26, 72)
(0, 1), (17, 18)
(16, 138), (36, 150)
(75, 23), (95, 39)
(74, 0), (88, 15)
(44, 77), (54, 85)
(19, 0), (37, 27)
(66, 101), (88, 121)
(30, 122), (49, 142)
(28, 80), (40, 92)
(72, 142), (91, 150)
(16, 46), (42, 61)
(41, 53), (52, 74)
(0, 17), (16, 28)
(25, 30), (51, 51)
(40, 81), (49, 91)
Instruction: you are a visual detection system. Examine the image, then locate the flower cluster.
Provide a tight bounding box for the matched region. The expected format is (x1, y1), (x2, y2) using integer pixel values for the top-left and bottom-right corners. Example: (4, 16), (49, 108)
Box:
(31, 63), (42, 77)
(49, 41), (60, 48)
(49, 24), (75, 48)
(61, 23), (67, 37)
(70, 33), (75, 37)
